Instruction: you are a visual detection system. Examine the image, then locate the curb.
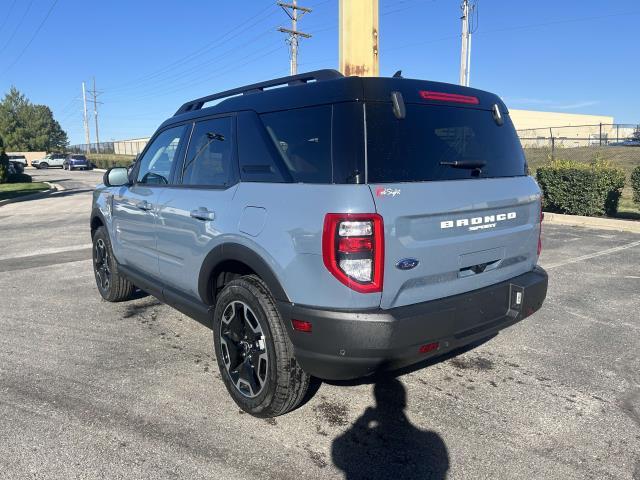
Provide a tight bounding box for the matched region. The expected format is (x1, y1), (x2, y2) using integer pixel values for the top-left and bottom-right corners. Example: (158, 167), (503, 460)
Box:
(543, 212), (640, 234)
(0, 182), (57, 208)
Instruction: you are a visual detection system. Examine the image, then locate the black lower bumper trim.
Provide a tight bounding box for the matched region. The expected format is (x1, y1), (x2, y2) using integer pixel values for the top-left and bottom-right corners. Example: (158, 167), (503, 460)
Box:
(278, 267), (548, 380)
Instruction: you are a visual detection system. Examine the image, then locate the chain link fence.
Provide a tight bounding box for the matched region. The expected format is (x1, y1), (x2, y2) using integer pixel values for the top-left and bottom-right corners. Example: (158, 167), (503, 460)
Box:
(68, 138), (149, 156)
(518, 123), (640, 151)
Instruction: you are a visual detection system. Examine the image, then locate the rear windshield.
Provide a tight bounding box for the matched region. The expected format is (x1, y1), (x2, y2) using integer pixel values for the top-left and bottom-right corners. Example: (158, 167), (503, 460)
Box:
(366, 103), (526, 183)
(71, 155), (87, 160)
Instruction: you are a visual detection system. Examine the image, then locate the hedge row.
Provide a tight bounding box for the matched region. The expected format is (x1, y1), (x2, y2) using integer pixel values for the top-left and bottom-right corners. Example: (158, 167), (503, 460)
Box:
(536, 159), (625, 217)
(631, 165), (640, 205)
(87, 154), (135, 170)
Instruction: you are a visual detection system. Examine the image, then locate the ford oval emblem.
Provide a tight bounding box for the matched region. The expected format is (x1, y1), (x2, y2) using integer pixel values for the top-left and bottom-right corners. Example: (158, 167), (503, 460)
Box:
(396, 258), (419, 270)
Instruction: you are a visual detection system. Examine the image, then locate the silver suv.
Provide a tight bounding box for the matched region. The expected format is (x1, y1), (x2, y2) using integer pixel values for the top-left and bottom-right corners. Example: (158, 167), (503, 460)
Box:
(90, 70), (548, 417)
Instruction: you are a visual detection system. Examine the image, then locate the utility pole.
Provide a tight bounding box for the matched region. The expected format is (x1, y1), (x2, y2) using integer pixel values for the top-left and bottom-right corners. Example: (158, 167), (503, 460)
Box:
(459, 0), (476, 87)
(339, 0), (379, 77)
(87, 77), (103, 152)
(277, 0), (312, 75)
(82, 82), (91, 154)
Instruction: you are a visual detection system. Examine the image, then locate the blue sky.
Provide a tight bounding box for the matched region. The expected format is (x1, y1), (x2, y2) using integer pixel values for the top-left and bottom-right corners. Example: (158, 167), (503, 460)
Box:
(1, 0), (638, 144)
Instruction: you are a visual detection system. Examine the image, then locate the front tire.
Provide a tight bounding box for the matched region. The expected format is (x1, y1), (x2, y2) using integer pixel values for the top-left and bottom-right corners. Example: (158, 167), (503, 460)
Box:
(212, 276), (310, 417)
(92, 226), (135, 302)
(40, 163), (49, 169)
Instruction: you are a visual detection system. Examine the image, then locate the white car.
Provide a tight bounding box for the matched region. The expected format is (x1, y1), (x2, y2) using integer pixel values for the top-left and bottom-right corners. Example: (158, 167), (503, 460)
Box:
(7, 155), (27, 168)
(32, 153), (66, 169)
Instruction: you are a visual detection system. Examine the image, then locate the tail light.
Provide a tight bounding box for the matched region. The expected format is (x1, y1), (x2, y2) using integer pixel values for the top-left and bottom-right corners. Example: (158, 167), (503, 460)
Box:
(322, 213), (384, 293)
(537, 205), (544, 256)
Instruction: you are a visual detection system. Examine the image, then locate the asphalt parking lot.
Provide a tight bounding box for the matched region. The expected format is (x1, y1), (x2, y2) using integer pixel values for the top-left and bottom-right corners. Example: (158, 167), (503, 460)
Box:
(1, 168), (639, 479)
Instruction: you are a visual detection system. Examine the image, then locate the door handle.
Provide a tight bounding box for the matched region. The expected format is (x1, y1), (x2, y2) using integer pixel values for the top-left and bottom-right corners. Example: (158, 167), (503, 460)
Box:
(190, 208), (215, 221)
(136, 200), (153, 211)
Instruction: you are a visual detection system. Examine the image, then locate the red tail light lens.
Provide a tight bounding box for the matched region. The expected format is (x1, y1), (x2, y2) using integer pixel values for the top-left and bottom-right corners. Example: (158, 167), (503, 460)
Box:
(419, 90), (480, 105)
(322, 213), (384, 293)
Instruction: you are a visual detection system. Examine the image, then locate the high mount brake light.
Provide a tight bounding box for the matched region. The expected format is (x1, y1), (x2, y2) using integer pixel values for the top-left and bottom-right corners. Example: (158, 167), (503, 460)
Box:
(322, 213), (384, 293)
(419, 90), (480, 105)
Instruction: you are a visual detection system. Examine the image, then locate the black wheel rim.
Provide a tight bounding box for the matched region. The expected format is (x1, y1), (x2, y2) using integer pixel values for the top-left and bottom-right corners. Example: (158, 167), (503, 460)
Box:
(219, 301), (268, 398)
(94, 238), (111, 292)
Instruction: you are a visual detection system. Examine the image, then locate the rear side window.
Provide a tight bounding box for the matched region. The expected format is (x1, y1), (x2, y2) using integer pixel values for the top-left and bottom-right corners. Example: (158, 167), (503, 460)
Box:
(366, 103), (526, 183)
(237, 111), (290, 183)
(260, 105), (332, 183)
(182, 117), (236, 187)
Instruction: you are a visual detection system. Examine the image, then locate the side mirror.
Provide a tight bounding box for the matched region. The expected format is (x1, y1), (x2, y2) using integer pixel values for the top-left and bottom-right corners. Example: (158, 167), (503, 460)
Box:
(103, 167), (130, 187)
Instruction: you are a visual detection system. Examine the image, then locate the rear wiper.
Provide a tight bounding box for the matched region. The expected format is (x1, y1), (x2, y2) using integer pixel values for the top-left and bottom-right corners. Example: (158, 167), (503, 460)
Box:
(439, 160), (487, 169)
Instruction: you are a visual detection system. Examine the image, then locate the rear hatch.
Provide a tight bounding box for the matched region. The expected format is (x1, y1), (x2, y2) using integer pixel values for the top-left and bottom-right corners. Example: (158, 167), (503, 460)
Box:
(364, 86), (541, 309)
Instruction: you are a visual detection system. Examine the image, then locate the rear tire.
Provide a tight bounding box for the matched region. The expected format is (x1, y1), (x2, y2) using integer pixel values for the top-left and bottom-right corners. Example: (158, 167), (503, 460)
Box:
(212, 275), (310, 417)
(92, 226), (135, 302)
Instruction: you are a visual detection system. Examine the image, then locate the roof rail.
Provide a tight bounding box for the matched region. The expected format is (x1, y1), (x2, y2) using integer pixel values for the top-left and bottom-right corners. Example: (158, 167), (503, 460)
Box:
(174, 69), (344, 116)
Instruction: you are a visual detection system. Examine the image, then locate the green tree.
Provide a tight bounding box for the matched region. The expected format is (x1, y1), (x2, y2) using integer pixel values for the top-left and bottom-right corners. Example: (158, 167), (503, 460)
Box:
(0, 86), (68, 152)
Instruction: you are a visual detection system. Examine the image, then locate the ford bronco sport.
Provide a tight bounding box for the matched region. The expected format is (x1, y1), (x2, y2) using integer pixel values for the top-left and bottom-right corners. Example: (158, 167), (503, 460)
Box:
(91, 70), (548, 417)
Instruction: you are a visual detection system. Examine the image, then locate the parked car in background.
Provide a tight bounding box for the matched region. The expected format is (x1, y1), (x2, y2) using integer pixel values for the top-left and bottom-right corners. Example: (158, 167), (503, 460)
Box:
(63, 154), (91, 170)
(610, 138), (640, 147)
(32, 153), (67, 169)
(7, 155), (27, 168)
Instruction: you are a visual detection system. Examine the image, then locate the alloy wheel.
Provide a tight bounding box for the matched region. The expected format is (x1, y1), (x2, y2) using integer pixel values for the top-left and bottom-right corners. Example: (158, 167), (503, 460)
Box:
(219, 301), (268, 398)
(94, 238), (111, 291)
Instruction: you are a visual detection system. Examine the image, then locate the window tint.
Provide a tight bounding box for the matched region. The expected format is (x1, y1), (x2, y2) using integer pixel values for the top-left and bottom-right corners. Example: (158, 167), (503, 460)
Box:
(260, 105), (332, 183)
(332, 102), (365, 184)
(366, 103), (526, 183)
(237, 111), (289, 183)
(182, 117), (235, 187)
(136, 125), (187, 185)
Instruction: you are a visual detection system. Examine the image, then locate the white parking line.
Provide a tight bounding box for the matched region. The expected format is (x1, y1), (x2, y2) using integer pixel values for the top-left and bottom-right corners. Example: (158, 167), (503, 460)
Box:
(544, 239), (640, 270)
(0, 243), (93, 261)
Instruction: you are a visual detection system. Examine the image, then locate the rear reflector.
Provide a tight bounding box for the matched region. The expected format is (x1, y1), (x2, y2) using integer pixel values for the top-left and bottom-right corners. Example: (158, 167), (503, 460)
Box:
(419, 90), (480, 105)
(419, 342), (439, 354)
(292, 319), (312, 333)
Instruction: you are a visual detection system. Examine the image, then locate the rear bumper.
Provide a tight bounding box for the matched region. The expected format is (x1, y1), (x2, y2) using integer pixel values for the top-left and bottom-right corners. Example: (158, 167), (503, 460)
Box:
(278, 267), (548, 380)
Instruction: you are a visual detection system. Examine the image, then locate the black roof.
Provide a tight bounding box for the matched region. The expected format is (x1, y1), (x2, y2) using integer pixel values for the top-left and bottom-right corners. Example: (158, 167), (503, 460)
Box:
(160, 69), (507, 130)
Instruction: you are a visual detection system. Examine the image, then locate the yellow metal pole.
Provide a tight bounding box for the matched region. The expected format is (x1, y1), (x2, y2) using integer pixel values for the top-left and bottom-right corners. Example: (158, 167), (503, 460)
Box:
(339, 0), (379, 77)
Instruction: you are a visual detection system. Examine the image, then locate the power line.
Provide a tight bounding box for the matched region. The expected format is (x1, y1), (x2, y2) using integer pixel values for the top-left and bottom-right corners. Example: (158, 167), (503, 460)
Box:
(0, 0), (19, 35)
(104, 30), (276, 99)
(0, 0), (35, 56)
(104, 4), (277, 93)
(278, 1), (312, 75)
(0, 0), (59, 76)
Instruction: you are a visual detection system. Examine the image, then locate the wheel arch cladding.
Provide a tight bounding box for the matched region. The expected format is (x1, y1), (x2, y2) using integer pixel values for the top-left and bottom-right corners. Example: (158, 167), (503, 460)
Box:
(90, 209), (106, 237)
(198, 243), (290, 305)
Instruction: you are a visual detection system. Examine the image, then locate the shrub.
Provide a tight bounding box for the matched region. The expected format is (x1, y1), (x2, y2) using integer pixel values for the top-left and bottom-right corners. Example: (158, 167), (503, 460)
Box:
(536, 159), (625, 216)
(631, 165), (640, 205)
(0, 137), (9, 184)
(87, 154), (135, 170)
(8, 172), (33, 183)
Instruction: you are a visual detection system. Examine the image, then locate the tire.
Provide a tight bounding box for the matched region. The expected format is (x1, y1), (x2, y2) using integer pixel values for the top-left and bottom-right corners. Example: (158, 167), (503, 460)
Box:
(40, 163), (49, 169)
(92, 226), (135, 302)
(212, 275), (310, 417)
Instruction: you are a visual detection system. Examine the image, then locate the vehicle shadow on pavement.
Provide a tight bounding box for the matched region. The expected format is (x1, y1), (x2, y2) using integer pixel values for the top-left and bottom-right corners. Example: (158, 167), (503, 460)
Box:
(51, 188), (95, 198)
(331, 376), (449, 480)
